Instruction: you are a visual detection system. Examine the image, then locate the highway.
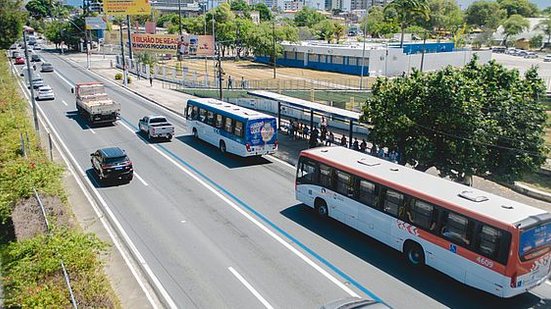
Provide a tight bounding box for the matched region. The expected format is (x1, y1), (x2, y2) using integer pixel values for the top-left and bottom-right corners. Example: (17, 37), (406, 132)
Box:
(14, 50), (551, 308)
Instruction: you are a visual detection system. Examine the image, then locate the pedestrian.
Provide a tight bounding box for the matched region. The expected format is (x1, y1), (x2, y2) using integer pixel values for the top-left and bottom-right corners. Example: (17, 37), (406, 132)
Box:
(303, 125), (309, 139)
(309, 127), (318, 148)
(320, 127), (327, 144)
(149, 75), (153, 87)
(288, 119), (294, 137)
(321, 116), (328, 130)
(227, 75), (233, 89)
(378, 147), (385, 159)
(298, 123), (303, 139)
(32, 63), (36, 71)
(360, 139), (367, 152)
(340, 135), (347, 147)
(352, 138), (359, 151)
(326, 131), (334, 146)
(292, 120), (298, 139)
(370, 144), (377, 155)
(241, 76), (245, 89)
(137, 65), (141, 80)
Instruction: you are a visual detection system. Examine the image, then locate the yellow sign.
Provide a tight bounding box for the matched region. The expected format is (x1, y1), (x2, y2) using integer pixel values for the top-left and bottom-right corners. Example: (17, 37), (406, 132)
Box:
(103, 0), (151, 15)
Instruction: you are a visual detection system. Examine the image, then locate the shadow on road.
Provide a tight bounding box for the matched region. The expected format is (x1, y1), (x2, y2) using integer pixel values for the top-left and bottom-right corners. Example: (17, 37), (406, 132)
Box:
(85, 168), (130, 188)
(280, 203), (545, 309)
(175, 135), (273, 169)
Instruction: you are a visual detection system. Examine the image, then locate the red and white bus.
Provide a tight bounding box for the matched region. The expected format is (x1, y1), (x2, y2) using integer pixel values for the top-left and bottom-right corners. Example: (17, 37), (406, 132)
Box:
(295, 146), (551, 298)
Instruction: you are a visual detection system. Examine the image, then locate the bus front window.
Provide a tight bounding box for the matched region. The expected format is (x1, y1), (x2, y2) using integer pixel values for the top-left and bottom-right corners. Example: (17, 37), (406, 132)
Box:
(519, 222), (551, 261)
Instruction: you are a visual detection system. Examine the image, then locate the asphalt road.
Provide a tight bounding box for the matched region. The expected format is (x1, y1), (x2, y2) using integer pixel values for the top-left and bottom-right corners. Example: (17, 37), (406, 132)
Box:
(17, 50), (551, 309)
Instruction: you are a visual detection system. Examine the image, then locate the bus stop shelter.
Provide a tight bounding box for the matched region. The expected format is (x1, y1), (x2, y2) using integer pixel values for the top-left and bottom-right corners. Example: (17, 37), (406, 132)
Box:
(247, 90), (362, 148)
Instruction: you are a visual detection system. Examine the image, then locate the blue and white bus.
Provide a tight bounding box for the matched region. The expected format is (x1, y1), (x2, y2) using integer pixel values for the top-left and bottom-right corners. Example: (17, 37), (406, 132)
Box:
(184, 98), (278, 157)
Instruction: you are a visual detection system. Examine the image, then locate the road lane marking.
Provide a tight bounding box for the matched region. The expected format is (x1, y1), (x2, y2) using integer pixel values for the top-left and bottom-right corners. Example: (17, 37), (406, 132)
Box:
(12, 63), (174, 309)
(148, 142), (362, 299)
(134, 172), (149, 186)
(267, 154), (296, 171)
(86, 125), (96, 134)
(228, 267), (274, 309)
(119, 120), (137, 134)
(62, 99), (68, 106)
(54, 70), (74, 88)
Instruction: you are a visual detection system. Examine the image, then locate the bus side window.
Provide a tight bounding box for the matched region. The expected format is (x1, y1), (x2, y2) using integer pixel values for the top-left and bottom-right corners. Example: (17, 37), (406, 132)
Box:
(408, 199), (438, 231)
(441, 212), (472, 247)
(476, 225), (502, 260)
(234, 121), (244, 137)
(335, 170), (353, 197)
(318, 164), (333, 189)
(383, 189), (404, 217)
(297, 158), (316, 184)
(224, 117), (234, 133)
(216, 114), (224, 129)
(206, 111), (215, 126)
(358, 179), (378, 209)
(199, 108), (206, 122)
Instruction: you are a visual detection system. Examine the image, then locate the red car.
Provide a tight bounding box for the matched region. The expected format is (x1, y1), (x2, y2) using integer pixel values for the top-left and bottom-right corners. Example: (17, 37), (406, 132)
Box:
(15, 57), (25, 65)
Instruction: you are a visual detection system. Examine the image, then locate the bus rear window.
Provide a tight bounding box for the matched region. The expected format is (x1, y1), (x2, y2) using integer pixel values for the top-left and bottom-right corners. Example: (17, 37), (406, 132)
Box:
(519, 222), (551, 261)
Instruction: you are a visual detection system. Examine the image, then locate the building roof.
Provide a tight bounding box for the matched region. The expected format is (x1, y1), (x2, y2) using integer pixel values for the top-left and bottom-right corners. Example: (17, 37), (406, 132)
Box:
(301, 146), (548, 226)
(493, 18), (547, 41)
(248, 90), (361, 121)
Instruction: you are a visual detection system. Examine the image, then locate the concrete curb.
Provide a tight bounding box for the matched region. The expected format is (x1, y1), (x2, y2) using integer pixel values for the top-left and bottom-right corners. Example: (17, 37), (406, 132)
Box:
(511, 182), (551, 203)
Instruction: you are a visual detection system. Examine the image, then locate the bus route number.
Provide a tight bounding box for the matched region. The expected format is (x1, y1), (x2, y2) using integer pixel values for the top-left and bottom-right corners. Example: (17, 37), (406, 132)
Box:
(476, 256), (494, 269)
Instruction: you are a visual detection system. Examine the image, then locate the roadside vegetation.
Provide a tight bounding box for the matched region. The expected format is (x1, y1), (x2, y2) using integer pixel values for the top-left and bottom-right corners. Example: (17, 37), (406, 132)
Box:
(0, 53), (120, 307)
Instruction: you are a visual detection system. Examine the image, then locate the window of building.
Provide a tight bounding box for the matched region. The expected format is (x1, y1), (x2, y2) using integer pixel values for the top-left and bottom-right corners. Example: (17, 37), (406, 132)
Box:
(224, 117), (234, 133)
(332, 56), (344, 65)
(216, 114), (224, 129)
(383, 190), (403, 217)
(319, 55), (327, 63)
(319, 164), (333, 188)
(358, 179), (378, 208)
(234, 121), (244, 137)
(296, 52), (304, 60)
(308, 54), (318, 62)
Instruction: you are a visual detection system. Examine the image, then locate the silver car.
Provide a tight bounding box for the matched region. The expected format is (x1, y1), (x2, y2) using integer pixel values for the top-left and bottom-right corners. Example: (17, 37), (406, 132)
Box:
(28, 74), (44, 89)
(36, 85), (55, 100)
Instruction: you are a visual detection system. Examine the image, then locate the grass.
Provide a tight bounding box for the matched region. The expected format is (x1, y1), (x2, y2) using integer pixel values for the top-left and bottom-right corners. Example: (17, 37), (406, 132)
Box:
(519, 172), (551, 193)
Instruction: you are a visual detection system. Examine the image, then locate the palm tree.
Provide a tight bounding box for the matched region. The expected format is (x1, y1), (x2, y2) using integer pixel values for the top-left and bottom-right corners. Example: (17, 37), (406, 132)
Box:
(535, 16), (551, 49)
(384, 0), (430, 48)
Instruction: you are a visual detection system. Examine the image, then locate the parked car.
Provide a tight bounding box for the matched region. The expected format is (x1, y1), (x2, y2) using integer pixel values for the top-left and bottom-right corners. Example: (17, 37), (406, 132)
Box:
(33, 45), (42, 50)
(15, 56), (25, 65)
(506, 48), (518, 55)
(31, 54), (41, 62)
(524, 52), (538, 59)
(320, 298), (391, 309)
(491, 46), (506, 53)
(36, 85), (55, 100)
(544, 54), (551, 62)
(40, 62), (54, 72)
(138, 115), (175, 141)
(90, 147), (133, 183)
(516, 50), (528, 57)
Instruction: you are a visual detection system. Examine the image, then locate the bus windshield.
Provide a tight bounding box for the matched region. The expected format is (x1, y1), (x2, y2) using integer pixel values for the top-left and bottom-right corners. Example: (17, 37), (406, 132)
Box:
(519, 221), (551, 261)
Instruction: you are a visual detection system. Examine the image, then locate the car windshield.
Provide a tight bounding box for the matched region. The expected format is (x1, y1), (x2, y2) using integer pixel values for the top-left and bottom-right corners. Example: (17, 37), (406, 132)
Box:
(40, 88), (51, 92)
(105, 156), (127, 165)
(519, 221), (551, 261)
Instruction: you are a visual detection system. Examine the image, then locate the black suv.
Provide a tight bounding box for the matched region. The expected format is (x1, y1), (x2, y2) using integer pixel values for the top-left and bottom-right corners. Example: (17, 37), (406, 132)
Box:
(90, 147), (133, 183)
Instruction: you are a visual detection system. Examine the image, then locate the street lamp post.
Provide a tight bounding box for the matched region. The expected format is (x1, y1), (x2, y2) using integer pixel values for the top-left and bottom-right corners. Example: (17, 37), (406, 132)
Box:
(126, 15), (133, 60)
(359, 14), (367, 89)
(272, 19), (276, 79)
(119, 22), (128, 87)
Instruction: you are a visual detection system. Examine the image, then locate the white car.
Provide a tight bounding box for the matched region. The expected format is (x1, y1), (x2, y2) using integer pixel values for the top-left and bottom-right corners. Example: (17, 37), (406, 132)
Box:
(544, 54), (551, 62)
(36, 85), (55, 100)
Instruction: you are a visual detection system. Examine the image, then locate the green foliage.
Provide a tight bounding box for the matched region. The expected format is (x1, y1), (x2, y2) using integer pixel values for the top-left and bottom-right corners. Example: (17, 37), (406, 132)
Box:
(464, 0), (506, 30)
(497, 0), (539, 18)
(25, 0), (50, 19)
(501, 14), (530, 45)
(314, 20), (346, 43)
(360, 6), (400, 38)
(157, 13), (178, 27)
(230, 0), (250, 12)
(114, 72), (123, 80)
(543, 7), (551, 16)
(536, 16), (551, 46)
(530, 34), (543, 49)
(363, 59), (548, 182)
(254, 3), (272, 21)
(0, 0), (27, 49)
(44, 20), (64, 45)
(385, 0), (430, 47)
(247, 21), (298, 59)
(294, 7), (327, 28)
(423, 0), (463, 32)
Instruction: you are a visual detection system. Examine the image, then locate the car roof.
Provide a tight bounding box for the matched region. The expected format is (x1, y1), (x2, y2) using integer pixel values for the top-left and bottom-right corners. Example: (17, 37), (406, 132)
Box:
(38, 85), (51, 90)
(99, 147), (126, 158)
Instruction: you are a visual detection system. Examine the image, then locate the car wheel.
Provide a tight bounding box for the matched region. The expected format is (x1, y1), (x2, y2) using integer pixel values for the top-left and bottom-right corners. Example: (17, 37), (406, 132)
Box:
(404, 242), (425, 267)
(148, 131), (153, 141)
(167, 134), (172, 141)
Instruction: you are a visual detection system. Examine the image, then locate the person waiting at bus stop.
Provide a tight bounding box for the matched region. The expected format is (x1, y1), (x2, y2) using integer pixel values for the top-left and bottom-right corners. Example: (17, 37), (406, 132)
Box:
(340, 136), (347, 147)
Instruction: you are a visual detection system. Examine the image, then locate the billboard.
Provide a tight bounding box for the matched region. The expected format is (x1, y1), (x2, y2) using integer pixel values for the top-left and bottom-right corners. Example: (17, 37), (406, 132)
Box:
(103, 0), (151, 16)
(131, 33), (179, 53)
(177, 35), (215, 56)
(85, 17), (107, 30)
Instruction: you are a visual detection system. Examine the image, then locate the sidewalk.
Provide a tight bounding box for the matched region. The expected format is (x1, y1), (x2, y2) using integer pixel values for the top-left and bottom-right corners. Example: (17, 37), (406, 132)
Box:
(64, 52), (551, 211)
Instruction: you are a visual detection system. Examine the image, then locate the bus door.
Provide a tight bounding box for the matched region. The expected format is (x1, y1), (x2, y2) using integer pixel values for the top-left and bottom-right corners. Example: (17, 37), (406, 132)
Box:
(356, 179), (387, 243)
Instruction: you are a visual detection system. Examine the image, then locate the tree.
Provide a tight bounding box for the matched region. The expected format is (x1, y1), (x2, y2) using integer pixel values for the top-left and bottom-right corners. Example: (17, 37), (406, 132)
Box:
(294, 7), (326, 28)
(254, 3), (272, 21)
(543, 7), (551, 16)
(157, 13), (178, 27)
(44, 19), (64, 45)
(0, 0), (26, 49)
(464, 1), (505, 30)
(315, 19), (335, 43)
(363, 59), (547, 182)
(497, 0), (538, 18)
(230, 0), (250, 12)
(333, 21), (346, 43)
(248, 22), (297, 61)
(536, 16), (551, 47)
(529, 34), (543, 49)
(360, 6), (400, 38)
(501, 14), (529, 46)
(25, 0), (49, 19)
(384, 0), (430, 47)
(424, 0), (463, 33)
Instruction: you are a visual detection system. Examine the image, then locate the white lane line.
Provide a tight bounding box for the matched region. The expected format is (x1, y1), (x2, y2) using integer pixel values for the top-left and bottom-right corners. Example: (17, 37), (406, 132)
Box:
(149, 144), (360, 298)
(86, 125), (96, 134)
(228, 267), (274, 309)
(134, 172), (149, 186)
(12, 63), (175, 309)
(267, 154), (296, 171)
(62, 99), (68, 106)
(119, 121), (136, 134)
(54, 70), (74, 87)
(546, 280), (551, 286)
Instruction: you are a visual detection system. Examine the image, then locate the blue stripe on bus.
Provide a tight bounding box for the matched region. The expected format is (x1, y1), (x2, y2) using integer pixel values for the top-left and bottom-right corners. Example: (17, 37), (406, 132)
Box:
(120, 117), (385, 304)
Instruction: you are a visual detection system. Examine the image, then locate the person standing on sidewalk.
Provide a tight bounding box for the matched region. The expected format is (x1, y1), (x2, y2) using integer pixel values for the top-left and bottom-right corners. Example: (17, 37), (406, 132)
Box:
(149, 75), (153, 87)
(326, 131), (334, 146)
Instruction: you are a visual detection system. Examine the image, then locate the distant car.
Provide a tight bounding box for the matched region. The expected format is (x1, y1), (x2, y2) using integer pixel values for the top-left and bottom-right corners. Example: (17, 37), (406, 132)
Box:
(320, 298), (391, 309)
(516, 50), (528, 57)
(15, 56), (25, 65)
(9, 44), (17, 50)
(31, 54), (40, 62)
(36, 85), (55, 101)
(40, 62), (54, 72)
(34, 45), (42, 50)
(28, 74), (44, 89)
(491, 46), (506, 53)
(506, 48), (518, 55)
(11, 51), (20, 59)
(90, 147), (133, 183)
(544, 54), (551, 62)
(524, 52), (538, 59)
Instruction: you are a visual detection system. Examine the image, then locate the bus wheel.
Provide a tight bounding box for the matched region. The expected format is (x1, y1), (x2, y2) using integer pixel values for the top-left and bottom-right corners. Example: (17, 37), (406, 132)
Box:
(404, 241), (425, 267)
(192, 128), (198, 138)
(219, 141), (226, 153)
(314, 198), (328, 218)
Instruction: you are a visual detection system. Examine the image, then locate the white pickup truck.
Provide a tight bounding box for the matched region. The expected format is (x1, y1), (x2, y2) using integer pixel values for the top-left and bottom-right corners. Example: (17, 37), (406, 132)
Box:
(138, 115), (174, 141)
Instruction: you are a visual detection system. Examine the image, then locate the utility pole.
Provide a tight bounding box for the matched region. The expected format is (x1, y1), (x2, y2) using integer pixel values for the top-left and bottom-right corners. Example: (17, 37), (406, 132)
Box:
(359, 13), (367, 89)
(217, 44), (223, 100)
(126, 15), (133, 60)
(23, 31), (39, 131)
(272, 19), (276, 79)
(119, 22), (128, 87)
(420, 31), (427, 72)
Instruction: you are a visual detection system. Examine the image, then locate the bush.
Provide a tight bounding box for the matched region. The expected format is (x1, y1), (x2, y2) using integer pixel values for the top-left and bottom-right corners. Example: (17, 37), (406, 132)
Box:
(114, 72), (122, 80)
(127, 76), (132, 84)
